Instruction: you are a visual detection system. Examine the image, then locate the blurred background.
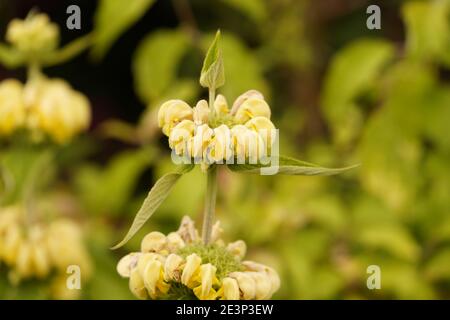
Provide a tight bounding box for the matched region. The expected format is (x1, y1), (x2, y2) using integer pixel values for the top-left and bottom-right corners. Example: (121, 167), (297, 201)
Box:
(0, 0), (449, 299)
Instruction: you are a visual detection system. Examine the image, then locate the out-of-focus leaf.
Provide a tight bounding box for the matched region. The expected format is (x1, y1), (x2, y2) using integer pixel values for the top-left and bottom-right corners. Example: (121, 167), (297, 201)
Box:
(42, 34), (93, 67)
(211, 32), (268, 101)
(425, 249), (450, 281)
(92, 0), (156, 60)
(200, 30), (225, 90)
(356, 225), (420, 262)
(402, 0), (450, 65)
(133, 29), (191, 103)
(112, 164), (194, 249)
(424, 88), (450, 152)
(0, 43), (25, 68)
(76, 148), (153, 215)
(220, 0), (267, 23)
(321, 39), (395, 146)
(227, 155), (357, 176)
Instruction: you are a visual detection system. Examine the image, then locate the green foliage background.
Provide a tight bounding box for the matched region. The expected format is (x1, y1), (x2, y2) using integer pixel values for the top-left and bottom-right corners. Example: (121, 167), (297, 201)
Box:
(1, 0), (449, 299)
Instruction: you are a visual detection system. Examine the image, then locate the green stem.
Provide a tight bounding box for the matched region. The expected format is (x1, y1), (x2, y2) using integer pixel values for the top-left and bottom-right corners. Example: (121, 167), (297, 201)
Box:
(201, 165), (218, 244)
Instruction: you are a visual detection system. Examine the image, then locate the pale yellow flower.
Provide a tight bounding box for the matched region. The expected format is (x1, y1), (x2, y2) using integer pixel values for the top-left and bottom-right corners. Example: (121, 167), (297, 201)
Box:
(141, 231), (167, 253)
(163, 253), (184, 282)
(6, 13), (59, 53)
(231, 90), (264, 115)
(142, 259), (170, 299)
(242, 261), (280, 296)
(129, 268), (148, 299)
(0, 79), (26, 136)
(204, 124), (233, 163)
(247, 271), (272, 300)
(166, 232), (185, 252)
(158, 100), (193, 136)
(169, 120), (195, 157)
(245, 116), (276, 150)
(117, 253), (141, 278)
(181, 253), (202, 287)
(233, 98), (271, 124)
(226, 240), (247, 261)
(231, 125), (263, 162)
(229, 271), (256, 300)
(214, 94), (229, 116)
(190, 124), (213, 159)
(218, 277), (240, 300)
(193, 99), (209, 125)
(193, 263), (219, 300)
(25, 78), (91, 143)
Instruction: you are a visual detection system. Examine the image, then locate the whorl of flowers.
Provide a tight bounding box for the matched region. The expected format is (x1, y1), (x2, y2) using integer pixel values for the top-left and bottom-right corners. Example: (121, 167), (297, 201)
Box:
(6, 12), (59, 54)
(0, 205), (91, 298)
(158, 90), (277, 165)
(0, 77), (91, 143)
(117, 216), (280, 300)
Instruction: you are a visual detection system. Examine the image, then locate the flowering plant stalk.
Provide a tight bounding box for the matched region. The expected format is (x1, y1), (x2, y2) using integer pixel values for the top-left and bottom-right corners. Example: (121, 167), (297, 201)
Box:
(114, 30), (356, 300)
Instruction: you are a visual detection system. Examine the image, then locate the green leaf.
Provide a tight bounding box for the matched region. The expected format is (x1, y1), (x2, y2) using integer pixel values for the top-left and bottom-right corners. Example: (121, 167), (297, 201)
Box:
(0, 43), (25, 68)
(321, 39), (394, 147)
(92, 0), (156, 60)
(111, 164), (194, 249)
(402, 0), (450, 64)
(133, 29), (191, 103)
(227, 155), (358, 175)
(42, 33), (93, 67)
(200, 30), (225, 90)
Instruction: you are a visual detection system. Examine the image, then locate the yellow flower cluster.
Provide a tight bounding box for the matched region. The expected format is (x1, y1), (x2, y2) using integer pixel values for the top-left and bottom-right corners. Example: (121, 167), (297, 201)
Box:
(0, 205), (91, 287)
(117, 216), (280, 300)
(6, 13), (59, 54)
(0, 77), (91, 143)
(158, 90), (276, 164)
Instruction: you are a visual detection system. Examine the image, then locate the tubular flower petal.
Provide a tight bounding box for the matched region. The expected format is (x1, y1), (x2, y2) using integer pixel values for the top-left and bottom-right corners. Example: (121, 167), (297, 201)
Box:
(193, 100), (210, 125)
(231, 90), (265, 115)
(117, 253), (141, 278)
(164, 254), (184, 282)
(193, 263), (218, 300)
(214, 94), (229, 116)
(0, 80), (26, 136)
(233, 98), (271, 124)
(141, 231), (167, 253)
(242, 261), (280, 295)
(143, 260), (170, 299)
(247, 272), (272, 300)
(181, 253), (202, 287)
(229, 272), (256, 300)
(204, 125), (232, 163)
(158, 100), (193, 136)
(217, 277), (240, 300)
(129, 268), (148, 300)
(166, 232), (185, 252)
(231, 125), (263, 162)
(169, 120), (195, 157)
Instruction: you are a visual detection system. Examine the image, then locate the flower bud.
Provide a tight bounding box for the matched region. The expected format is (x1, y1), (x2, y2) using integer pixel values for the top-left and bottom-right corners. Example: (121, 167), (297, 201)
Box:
(193, 100), (210, 125)
(229, 271), (256, 300)
(0, 80), (25, 136)
(210, 221), (223, 243)
(245, 116), (276, 150)
(181, 253), (202, 287)
(226, 240), (246, 261)
(177, 216), (200, 243)
(158, 100), (193, 136)
(231, 90), (264, 115)
(233, 97), (270, 124)
(141, 231), (167, 253)
(6, 13), (59, 53)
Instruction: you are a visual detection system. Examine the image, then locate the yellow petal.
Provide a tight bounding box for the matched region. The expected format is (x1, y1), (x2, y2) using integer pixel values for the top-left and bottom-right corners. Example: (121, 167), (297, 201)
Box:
(193, 100), (210, 125)
(181, 253), (202, 287)
(214, 94), (229, 116)
(117, 253), (141, 278)
(231, 90), (264, 115)
(229, 272), (256, 300)
(220, 277), (240, 300)
(141, 231), (167, 253)
(234, 98), (271, 124)
(164, 253), (184, 282)
(129, 268), (148, 299)
(226, 240), (246, 261)
(157, 100), (193, 136)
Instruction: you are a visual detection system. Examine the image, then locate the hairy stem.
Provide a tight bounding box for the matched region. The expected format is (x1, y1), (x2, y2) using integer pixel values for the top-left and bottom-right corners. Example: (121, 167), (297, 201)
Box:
(201, 165), (218, 244)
